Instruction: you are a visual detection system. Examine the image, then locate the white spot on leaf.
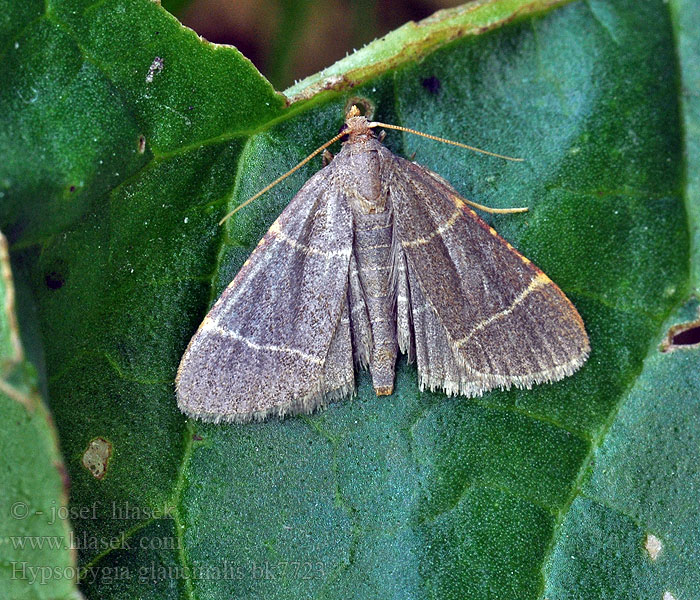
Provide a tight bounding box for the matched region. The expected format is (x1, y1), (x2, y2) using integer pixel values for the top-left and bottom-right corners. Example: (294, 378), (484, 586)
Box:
(146, 56), (164, 83)
(82, 437), (112, 480)
(644, 533), (662, 559)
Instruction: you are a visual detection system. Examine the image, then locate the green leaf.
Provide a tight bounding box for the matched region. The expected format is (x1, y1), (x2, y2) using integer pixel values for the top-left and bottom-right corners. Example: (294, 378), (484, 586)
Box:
(0, 233), (79, 600)
(545, 299), (700, 598)
(1, 0), (698, 599)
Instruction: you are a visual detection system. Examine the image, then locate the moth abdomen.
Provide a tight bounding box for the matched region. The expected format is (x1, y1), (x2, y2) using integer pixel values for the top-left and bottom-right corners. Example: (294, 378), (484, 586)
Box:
(351, 207), (398, 395)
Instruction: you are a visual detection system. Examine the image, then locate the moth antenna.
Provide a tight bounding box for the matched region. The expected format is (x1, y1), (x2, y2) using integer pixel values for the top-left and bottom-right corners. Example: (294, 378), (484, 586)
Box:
(460, 197), (528, 214)
(219, 130), (347, 225)
(367, 121), (524, 162)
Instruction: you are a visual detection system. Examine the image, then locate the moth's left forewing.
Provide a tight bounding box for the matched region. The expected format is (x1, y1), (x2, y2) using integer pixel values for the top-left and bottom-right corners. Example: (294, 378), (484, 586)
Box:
(390, 157), (589, 394)
(176, 167), (356, 423)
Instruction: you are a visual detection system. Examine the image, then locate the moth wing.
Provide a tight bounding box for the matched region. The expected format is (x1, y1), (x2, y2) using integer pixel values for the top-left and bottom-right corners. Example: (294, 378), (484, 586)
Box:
(391, 158), (590, 394)
(177, 168), (355, 423)
(399, 252), (491, 396)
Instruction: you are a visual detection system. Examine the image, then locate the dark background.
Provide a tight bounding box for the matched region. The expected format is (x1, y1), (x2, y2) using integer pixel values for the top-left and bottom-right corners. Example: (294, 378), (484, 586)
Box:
(163, 0), (467, 89)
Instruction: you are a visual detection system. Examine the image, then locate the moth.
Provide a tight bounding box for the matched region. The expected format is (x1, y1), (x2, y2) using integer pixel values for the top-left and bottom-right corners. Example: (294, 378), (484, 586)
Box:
(176, 106), (590, 423)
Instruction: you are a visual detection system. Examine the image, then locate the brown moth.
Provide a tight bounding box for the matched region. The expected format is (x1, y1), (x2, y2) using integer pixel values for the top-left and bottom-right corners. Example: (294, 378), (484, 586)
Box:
(176, 106), (590, 423)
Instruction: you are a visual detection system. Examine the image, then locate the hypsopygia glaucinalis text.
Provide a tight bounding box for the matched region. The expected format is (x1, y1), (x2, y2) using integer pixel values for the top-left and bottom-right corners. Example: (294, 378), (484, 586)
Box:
(176, 106), (590, 423)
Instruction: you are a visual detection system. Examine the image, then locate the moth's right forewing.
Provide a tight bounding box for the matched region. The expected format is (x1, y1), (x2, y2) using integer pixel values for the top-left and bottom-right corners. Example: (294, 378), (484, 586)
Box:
(176, 167), (355, 423)
(391, 159), (589, 394)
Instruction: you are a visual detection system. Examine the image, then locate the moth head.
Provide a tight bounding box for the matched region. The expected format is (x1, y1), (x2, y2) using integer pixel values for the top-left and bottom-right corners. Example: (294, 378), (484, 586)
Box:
(342, 105), (376, 143)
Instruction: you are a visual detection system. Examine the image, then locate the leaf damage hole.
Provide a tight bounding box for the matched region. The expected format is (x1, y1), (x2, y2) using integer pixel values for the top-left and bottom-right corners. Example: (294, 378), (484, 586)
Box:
(82, 437), (112, 480)
(45, 271), (65, 290)
(644, 533), (662, 560)
(660, 318), (700, 352)
(138, 135), (146, 153)
(422, 75), (441, 94)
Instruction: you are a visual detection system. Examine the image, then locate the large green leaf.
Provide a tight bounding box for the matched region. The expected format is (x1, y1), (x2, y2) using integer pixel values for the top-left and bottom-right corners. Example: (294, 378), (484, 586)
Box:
(0, 231), (78, 600)
(1, 0), (698, 598)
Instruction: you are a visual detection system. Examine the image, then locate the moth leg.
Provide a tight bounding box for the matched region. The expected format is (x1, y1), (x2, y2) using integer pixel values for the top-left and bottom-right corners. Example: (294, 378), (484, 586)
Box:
(322, 149), (334, 167)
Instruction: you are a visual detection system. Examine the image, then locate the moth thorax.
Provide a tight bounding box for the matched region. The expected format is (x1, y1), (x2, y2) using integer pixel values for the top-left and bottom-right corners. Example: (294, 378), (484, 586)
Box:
(344, 146), (389, 214)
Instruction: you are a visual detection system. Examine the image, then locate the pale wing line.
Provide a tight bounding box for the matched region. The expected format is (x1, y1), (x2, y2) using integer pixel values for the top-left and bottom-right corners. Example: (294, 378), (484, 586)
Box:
(400, 207), (462, 248)
(202, 321), (324, 365)
(453, 273), (550, 349)
(269, 222), (352, 259)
